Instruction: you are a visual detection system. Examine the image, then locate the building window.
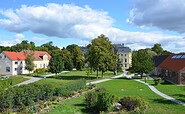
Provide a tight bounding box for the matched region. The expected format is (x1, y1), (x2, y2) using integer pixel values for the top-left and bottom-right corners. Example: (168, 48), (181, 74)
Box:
(125, 64), (127, 68)
(40, 64), (42, 68)
(121, 54), (123, 56)
(35, 64), (37, 68)
(15, 62), (18, 64)
(125, 58), (127, 62)
(15, 68), (17, 71)
(4, 55), (6, 58)
(6, 67), (10, 72)
(125, 54), (127, 56)
(20, 61), (22, 64)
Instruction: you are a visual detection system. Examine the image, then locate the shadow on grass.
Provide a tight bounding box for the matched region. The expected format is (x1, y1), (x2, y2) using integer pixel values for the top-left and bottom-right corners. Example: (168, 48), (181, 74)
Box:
(53, 75), (97, 80)
(152, 98), (178, 105)
(173, 94), (185, 102)
(74, 103), (98, 114)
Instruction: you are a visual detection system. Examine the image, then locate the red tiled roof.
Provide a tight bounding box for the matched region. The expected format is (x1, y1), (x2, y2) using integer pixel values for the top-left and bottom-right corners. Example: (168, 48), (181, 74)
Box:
(24, 50), (51, 61)
(159, 54), (185, 72)
(3, 50), (51, 61)
(3, 51), (26, 60)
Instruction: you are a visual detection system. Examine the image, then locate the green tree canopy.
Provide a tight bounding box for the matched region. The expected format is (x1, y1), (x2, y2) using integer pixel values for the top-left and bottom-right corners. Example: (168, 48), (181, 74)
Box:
(86, 34), (116, 78)
(131, 49), (154, 78)
(61, 48), (74, 71)
(151, 43), (163, 55)
(24, 52), (34, 73)
(66, 44), (84, 70)
(48, 50), (64, 75)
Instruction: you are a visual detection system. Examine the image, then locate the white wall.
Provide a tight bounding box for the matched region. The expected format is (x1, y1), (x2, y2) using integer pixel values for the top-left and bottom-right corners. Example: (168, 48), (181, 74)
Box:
(0, 53), (13, 75)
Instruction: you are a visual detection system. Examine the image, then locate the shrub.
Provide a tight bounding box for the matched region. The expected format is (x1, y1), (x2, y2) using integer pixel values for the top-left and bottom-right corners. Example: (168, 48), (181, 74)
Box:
(119, 96), (148, 113)
(153, 78), (161, 85)
(34, 68), (48, 73)
(85, 88), (117, 112)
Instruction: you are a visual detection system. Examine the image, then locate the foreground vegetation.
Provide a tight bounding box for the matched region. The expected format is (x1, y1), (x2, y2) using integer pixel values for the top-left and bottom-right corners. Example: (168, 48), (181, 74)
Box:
(48, 79), (185, 114)
(0, 76), (28, 90)
(0, 79), (86, 113)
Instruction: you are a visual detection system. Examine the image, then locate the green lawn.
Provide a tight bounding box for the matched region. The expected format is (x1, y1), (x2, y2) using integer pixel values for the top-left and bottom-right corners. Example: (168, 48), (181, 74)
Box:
(53, 70), (122, 81)
(47, 78), (185, 114)
(0, 76), (28, 89)
(146, 79), (185, 103)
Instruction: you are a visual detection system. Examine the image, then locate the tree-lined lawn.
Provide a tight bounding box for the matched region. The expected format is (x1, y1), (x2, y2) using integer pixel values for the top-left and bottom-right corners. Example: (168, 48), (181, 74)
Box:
(53, 70), (122, 81)
(47, 78), (185, 114)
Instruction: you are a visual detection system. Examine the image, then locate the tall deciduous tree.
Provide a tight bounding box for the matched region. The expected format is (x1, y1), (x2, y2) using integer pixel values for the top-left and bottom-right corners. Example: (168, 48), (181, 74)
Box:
(131, 49), (154, 78)
(86, 34), (116, 78)
(48, 50), (63, 75)
(61, 49), (74, 71)
(66, 44), (84, 70)
(25, 52), (34, 73)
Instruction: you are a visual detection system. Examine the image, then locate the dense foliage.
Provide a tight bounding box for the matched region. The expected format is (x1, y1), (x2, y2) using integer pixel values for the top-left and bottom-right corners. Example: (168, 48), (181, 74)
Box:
(86, 34), (117, 78)
(119, 96), (149, 113)
(25, 52), (35, 73)
(0, 79), (86, 113)
(49, 50), (64, 75)
(130, 49), (154, 78)
(85, 88), (117, 112)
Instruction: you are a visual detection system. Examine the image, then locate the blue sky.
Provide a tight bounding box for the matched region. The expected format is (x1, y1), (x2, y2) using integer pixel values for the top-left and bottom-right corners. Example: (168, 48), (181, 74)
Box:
(0, 0), (185, 53)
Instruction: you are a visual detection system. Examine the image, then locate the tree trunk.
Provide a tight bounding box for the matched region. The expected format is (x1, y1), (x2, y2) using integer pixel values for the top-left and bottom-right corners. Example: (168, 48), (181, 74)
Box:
(102, 71), (104, 78)
(114, 68), (117, 75)
(96, 69), (99, 79)
(141, 72), (143, 79)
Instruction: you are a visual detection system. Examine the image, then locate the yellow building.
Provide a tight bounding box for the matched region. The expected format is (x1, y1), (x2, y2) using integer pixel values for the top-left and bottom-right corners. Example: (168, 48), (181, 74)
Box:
(114, 44), (132, 70)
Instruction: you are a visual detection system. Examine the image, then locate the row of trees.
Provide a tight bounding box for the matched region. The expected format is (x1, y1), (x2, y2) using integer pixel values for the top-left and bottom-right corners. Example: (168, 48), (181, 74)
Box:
(0, 35), (172, 77)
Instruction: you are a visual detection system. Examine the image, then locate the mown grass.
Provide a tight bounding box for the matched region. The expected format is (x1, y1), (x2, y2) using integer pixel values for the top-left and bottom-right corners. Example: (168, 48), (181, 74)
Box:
(53, 70), (122, 81)
(0, 76), (28, 89)
(146, 79), (185, 103)
(47, 78), (185, 114)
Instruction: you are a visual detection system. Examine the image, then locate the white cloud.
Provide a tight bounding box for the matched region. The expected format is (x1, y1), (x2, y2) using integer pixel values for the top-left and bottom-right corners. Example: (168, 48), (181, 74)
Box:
(31, 36), (47, 42)
(13, 33), (25, 43)
(127, 0), (185, 33)
(0, 3), (184, 53)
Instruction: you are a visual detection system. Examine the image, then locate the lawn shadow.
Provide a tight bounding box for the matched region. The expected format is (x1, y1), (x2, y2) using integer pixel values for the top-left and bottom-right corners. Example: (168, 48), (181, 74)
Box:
(74, 103), (98, 114)
(116, 77), (132, 80)
(54, 75), (97, 80)
(173, 94), (185, 102)
(152, 98), (178, 105)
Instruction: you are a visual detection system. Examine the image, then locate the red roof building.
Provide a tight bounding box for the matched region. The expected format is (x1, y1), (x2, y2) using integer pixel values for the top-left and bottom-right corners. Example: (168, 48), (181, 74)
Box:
(0, 50), (51, 75)
(158, 54), (185, 84)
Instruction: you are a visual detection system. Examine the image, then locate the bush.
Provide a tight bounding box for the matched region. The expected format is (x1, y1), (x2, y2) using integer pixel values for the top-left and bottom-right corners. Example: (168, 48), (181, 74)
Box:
(153, 78), (161, 85)
(34, 68), (48, 73)
(119, 96), (149, 113)
(85, 88), (117, 112)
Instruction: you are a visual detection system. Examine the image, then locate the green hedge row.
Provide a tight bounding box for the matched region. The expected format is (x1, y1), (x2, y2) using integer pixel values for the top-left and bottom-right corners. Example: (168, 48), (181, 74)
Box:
(0, 79), (86, 113)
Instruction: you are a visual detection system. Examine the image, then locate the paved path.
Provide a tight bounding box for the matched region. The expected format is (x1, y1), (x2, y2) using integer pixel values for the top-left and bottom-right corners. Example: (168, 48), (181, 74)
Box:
(86, 73), (124, 85)
(15, 71), (69, 86)
(135, 79), (185, 106)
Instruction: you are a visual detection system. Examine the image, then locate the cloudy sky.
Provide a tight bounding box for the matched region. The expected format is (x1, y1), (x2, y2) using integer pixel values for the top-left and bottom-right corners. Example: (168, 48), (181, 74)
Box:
(0, 0), (185, 53)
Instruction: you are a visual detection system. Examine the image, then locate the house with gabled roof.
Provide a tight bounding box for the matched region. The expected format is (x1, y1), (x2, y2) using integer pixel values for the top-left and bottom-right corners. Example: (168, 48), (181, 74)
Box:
(0, 50), (51, 75)
(158, 54), (185, 84)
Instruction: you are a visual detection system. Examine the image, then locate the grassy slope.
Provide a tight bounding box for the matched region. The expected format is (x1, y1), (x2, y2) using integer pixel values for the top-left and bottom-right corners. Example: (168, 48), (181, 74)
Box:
(48, 79), (185, 114)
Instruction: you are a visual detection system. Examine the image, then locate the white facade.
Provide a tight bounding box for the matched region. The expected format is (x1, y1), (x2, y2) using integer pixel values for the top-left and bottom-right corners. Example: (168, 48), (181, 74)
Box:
(0, 52), (29, 75)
